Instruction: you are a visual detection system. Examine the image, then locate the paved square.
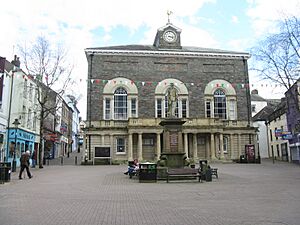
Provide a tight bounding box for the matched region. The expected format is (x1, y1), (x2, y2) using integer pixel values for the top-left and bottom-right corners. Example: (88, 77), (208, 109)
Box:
(0, 160), (299, 225)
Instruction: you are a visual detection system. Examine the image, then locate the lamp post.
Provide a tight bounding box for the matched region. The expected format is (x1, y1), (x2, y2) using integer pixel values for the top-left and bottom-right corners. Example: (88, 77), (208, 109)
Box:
(12, 118), (20, 172)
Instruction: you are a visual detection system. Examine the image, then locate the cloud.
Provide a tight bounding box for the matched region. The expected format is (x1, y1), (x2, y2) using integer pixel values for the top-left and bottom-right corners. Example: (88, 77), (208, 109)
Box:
(231, 15), (239, 24)
(246, 0), (300, 36)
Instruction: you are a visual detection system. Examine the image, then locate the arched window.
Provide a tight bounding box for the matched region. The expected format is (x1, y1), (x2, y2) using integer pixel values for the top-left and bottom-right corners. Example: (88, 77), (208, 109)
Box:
(103, 77), (138, 120)
(155, 79), (189, 118)
(204, 80), (237, 120)
(214, 89), (226, 119)
(114, 87), (127, 120)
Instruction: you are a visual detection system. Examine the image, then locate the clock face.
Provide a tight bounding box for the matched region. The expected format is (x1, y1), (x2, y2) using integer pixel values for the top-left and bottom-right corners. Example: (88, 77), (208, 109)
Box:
(163, 30), (177, 43)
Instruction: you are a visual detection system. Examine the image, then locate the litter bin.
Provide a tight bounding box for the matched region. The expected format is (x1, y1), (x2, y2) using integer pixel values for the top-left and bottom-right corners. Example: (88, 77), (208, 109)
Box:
(240, 155), (247, 163)
(205, 166), (212, 182)
(139, 162), (157, 183)
(0, 162), (11, 182)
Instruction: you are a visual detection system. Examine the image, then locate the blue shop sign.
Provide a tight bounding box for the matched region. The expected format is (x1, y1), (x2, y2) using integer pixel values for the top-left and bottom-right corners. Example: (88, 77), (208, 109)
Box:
(9, 129), (35, 141)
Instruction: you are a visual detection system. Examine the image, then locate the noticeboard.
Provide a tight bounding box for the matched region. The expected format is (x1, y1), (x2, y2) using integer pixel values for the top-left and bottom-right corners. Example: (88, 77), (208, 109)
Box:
(95, 147), (110, 158)
(245, 144), (255, 162)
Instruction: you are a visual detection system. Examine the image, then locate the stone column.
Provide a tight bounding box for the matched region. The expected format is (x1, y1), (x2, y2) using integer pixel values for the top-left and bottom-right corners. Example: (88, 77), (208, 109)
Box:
(219, 133), (225, 160)
(110, 134), (114, 164)
(206, 135), (210, 159)
(230, 134), (235, 160)
(156, 133), (161, 160)
(138, 133), (143, 161)
(128, 133), (133, 161)
(193, 133), (198, 160)
(238, 134), (242, 157)
(210, 133), (217, 160)
(101, 135), (105, 145)
(184, 133), (189, 158)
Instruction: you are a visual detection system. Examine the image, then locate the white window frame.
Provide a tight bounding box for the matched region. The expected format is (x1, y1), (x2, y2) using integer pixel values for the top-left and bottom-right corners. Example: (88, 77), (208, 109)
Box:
(130, 98), (138, 118)
(116, 137), (126, 154)
(228, 99), (237, 120)
(103, 97), (112, 120)
(223, 136), (229, 153)
(155, 96), (188, 119)
(214, 89), (227, 119)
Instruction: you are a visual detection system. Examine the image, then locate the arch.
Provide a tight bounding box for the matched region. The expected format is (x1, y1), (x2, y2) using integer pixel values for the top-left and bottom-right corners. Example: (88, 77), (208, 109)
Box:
(155, 78), (188, 95)
(204, 79), (236, 96)
(103, 77), (138, 94)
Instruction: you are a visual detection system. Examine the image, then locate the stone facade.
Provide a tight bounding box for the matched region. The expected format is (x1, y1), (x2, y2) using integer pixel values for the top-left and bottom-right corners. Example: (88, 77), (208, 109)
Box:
(84, 23), (256, 164)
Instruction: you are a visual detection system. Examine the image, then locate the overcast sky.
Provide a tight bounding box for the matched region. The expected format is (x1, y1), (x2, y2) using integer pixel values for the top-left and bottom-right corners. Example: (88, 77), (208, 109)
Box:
(1, 0), (300, 119)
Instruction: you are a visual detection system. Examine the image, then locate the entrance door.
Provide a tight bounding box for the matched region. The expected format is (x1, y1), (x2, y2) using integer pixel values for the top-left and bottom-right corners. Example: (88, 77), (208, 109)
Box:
(281, 143), (288, 161)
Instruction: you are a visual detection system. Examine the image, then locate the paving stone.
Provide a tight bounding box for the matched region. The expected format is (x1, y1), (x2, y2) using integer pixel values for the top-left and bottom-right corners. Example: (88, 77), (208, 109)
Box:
(0, 159), (299, 225)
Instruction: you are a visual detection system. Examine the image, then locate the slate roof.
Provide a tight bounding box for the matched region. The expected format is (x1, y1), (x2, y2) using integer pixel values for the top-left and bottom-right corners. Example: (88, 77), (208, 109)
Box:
(85, 45), (248, 56)
(251, 93), (266, 102)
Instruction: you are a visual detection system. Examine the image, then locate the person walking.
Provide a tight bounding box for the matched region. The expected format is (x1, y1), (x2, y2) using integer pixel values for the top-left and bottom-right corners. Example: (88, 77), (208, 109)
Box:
(31, 150), (36, 168)
(19, 150), (33, 179)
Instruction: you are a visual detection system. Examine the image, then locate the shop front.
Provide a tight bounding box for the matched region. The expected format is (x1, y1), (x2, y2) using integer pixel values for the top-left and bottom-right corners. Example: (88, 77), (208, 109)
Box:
(7, 128), (35, 167)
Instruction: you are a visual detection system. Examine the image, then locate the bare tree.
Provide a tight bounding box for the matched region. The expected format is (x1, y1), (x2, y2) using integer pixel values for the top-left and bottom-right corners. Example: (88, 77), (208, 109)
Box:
(19, 36), (73, 168)
(251, 16), (300, 90)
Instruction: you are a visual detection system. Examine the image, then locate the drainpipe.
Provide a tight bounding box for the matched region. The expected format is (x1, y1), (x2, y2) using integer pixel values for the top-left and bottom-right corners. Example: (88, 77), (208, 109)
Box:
(243, 56), (252, 144)
(88, 53), (94, 161)
(6, 70), (15, 162)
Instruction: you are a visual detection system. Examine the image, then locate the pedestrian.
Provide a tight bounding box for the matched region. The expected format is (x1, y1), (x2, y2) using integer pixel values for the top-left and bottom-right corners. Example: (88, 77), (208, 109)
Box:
(19, 150), (33, 179)
(31, 150), (36, 168)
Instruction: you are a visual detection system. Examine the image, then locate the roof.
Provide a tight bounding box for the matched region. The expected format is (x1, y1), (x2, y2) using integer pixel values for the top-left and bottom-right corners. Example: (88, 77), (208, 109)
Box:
(86, 44), (248, 55)
(251, 93), (266, 102)
(252, 105), (276, 121)
(85, 45), (250, 59)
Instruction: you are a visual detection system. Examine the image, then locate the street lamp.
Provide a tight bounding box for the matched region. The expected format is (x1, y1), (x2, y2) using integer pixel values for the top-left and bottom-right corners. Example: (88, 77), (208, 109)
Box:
(12, 118), (20, 172)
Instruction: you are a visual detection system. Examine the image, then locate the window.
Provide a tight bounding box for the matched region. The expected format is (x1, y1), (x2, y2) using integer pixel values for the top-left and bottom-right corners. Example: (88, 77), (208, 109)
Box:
(223, 136), (229, 153)
(204, 80), (236, 120)
(251, 105), (256, 113)
(29, 83), (33, 101)
(114, 88), (127, 120)
(143, 138), (154, 146)
(156, 98), (162, 118)
(116, 137), (125, 153)
(164, 96), (168, 118)
(214, 89), (226, 119)
(206, 101), (211, 118)
(24, 79), (28, 99)
(105, 98), (111, 120)
(131, 98), (137, 117)
(103, 78), (138, 121)
(27, 109), (32, 128)
(182, 99), (187, 118)
(0, 74), (3, 108)
(229, 100), (236, 120)
(33, 112), (36, 130)
(270, 129), (273, 141)
(155, 79), (189, 119)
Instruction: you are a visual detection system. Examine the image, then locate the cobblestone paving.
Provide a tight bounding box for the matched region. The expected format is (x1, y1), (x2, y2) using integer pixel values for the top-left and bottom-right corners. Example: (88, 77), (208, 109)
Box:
(0, 160), (299, 225)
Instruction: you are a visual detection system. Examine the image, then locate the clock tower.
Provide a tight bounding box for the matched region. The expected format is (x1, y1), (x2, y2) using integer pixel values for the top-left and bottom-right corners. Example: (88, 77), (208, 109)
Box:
(153, 23), (182, 49)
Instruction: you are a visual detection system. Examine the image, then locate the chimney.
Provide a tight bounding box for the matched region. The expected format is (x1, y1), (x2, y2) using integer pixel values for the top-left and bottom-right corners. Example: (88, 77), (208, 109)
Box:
(251, 89), (258, 94)
(11, 55), (21, 68)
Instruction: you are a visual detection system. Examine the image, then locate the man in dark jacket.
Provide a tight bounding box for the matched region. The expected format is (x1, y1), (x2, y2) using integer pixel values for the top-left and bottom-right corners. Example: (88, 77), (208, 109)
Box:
(19, 151), (32, 179)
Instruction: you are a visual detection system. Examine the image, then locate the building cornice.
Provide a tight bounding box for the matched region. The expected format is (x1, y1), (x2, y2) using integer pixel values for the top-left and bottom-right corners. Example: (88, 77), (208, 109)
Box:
(85, 49), (251, 59)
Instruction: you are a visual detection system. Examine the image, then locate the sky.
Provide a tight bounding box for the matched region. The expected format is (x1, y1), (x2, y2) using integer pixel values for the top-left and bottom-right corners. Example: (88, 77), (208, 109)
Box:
(1, 0), (300, 119)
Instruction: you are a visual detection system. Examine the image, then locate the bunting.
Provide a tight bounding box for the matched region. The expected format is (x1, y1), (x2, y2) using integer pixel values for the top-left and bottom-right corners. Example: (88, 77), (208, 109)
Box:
(14, 72), (286, 89)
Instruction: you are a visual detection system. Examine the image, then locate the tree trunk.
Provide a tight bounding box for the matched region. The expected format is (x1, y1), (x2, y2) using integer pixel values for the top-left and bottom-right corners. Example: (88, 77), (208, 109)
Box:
(38, 109), (44, 168)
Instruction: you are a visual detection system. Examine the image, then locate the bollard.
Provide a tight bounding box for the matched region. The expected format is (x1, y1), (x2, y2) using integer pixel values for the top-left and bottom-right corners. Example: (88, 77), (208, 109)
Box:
(61, 157), (64, 165)
(75, 156), (77, 165)
(47, 159), (50, 166)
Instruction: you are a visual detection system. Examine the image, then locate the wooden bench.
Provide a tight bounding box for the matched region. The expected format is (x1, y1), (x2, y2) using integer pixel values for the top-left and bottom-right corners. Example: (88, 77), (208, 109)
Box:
(167, 168), (202, 183)
(211, 168), (218, 178)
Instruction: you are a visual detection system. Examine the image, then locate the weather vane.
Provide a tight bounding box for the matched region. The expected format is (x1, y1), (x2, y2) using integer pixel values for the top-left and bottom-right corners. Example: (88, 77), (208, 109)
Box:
(167, 10), (173, 23)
